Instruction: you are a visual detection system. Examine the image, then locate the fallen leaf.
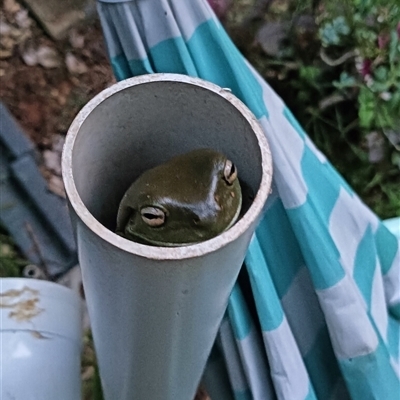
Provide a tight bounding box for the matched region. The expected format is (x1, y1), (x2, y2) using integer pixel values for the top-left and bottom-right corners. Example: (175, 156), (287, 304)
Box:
(81, 366), (95, 381)
(10, 26), (25, 39)
(15, 9), (32, 29)
(55, 81), (72, 105)
(0, 36), (15, 51)
(19, 101), (43, 128)
(1, 244), (13, 257)
(21, 45), (38, 66)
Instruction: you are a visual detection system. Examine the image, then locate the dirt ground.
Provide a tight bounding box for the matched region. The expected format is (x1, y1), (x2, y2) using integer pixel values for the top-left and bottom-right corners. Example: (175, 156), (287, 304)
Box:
(1, 0), (114, 188)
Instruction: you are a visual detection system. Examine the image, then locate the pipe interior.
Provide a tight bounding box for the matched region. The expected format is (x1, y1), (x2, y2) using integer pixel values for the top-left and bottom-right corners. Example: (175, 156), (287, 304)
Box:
(71, 80), (263, 231)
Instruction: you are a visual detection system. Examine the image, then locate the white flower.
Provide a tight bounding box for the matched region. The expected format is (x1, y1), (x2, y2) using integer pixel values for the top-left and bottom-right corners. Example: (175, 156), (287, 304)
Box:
(380, 92), (392, 101)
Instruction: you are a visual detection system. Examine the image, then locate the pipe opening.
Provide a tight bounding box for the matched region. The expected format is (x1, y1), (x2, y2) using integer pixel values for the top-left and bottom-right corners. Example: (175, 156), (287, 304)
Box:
(72, 81), (262, 230)
(63, 74), (272, 257)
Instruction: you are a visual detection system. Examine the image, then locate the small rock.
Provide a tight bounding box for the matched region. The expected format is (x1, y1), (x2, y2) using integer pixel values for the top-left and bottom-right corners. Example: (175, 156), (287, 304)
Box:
(43, 149), (62, 176)
(36, 45), (61, 69)
(52, 134), (65, 153)
(65, 52), (88, 75)
(0, 19), (12, 35)
(21, 44), (38, 66)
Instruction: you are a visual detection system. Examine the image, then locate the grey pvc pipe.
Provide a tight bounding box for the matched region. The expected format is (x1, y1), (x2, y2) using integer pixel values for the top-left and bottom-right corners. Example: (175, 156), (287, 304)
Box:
(62, 73), (272, 400)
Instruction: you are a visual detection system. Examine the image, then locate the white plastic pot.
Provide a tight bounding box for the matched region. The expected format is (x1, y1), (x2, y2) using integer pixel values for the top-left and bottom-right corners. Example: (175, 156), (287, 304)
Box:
(0, 278), (82, 400)
(62, 73), (272, 400)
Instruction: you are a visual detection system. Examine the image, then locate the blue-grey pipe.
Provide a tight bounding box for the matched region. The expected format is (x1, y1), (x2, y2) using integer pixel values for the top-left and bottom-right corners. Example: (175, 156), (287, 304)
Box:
(62, 74), (272, 400)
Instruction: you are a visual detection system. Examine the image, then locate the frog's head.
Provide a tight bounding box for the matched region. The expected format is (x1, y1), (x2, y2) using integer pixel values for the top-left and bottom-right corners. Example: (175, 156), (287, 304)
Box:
(116, 148), (242, 247)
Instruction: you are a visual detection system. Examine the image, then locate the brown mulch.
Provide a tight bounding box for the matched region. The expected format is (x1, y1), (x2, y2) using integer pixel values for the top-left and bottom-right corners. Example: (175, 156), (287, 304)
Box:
(0, 0), (114, 152)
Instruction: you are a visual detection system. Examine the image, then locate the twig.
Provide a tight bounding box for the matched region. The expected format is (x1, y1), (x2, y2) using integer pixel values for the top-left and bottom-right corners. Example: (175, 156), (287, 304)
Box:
(383, 129), (400, 151)
(320, 48), (358, 66)
(318, 93), (346, 110)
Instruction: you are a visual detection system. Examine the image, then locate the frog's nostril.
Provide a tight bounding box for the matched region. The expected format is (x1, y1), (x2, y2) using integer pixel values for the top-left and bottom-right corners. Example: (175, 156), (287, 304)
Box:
(193, 215), (200, 225)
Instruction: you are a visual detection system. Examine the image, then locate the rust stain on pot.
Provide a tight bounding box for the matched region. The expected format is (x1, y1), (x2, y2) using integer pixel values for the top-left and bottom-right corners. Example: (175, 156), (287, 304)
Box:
(31, 330), (49, 339)
(0, 286), (44, 322)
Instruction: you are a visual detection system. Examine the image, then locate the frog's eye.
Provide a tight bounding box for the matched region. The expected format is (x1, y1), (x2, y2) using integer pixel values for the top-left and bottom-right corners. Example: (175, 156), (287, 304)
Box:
(140, 206), (165, 227)
(223, 159), (237, 185)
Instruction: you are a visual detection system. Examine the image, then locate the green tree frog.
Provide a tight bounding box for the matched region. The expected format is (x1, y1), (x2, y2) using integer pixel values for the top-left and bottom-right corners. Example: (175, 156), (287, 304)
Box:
(116, 148), (242, 246)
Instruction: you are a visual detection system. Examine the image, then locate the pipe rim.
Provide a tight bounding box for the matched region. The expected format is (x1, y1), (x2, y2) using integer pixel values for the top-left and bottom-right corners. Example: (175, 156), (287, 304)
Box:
(62, 73), (273, 260)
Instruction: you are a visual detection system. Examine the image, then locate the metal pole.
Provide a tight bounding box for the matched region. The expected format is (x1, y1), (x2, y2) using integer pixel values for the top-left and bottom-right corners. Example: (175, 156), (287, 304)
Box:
(62, 73), (272, 400)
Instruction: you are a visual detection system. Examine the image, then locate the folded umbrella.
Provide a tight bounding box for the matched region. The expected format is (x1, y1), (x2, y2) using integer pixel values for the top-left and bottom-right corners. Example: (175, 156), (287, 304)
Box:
(96, 1), (400, 398)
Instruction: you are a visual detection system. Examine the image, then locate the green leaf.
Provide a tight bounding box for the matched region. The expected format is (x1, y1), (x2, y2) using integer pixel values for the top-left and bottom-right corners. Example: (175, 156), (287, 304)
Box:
(333, 71), (357, 89)
(391, 152), (400, 169)
(389, 30), (399, 64)
(332, 16), (350, 36)
(358, 87), (376, 129)
(374, 66), (388, 81)
(300, 66), (321, 82)
(319, 16), (351, 47)
(319, 23), (340, 46)
(368, 81), (390, 93)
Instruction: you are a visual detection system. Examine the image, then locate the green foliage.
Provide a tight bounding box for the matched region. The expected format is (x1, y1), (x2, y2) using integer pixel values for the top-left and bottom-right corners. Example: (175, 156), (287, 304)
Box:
(320, 1), (400, 218)
(233, 0), (400, 219)
(320, 16), (350, 46)
(0, 230), (27, 277)
(320, 2), (400, 133)
(333, 71), (357, 88)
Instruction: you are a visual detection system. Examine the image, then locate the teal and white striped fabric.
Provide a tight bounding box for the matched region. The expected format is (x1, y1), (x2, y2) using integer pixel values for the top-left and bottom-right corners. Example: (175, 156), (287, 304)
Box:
(97, 1), (400, 398)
